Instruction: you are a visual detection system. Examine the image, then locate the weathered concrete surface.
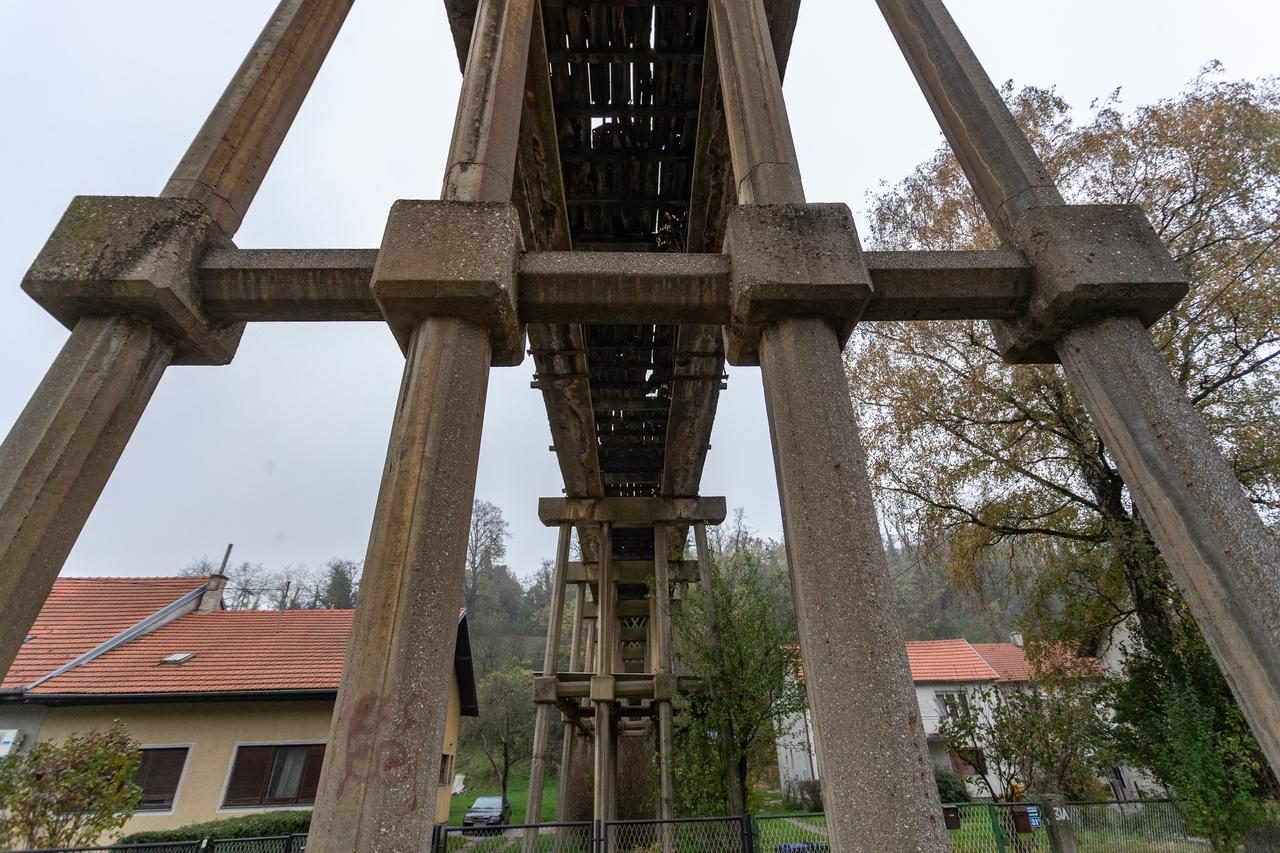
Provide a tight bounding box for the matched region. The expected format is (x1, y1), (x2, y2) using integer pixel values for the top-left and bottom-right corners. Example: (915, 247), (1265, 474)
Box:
(24, 196), (243, 366)
(162, 0), (356, 235)
(441, 0), (534, 202)
(518, 252), (730, 325)
(712, 0), (948, 845)
(709, 0), (803, 204)
(993, 205), (1188, 362)
(199, 248), (382, 321)
(307, 318), (491, 853)
(877, 0), (1280, 775)
(860, 249), (1030, 321)
(0, 316), (173, 679)
(193, 246), (1030, 325)
(538, 496), (728, 527)
(1059, 316), (1280, 774)
(593, 523), (616, 823)
(761, 318), (947, 849)
(308, 0), (532, 845)
(371, 201), (524, 365)
(874, 0), (1064, 237)
(525, 524), (571, 830)
(723, 203), (871, 365)
(653, 525), (675, 820)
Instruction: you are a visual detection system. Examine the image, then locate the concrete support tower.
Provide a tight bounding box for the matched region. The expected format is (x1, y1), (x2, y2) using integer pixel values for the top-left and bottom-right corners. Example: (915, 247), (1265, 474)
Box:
(4, 0), (1280, 850)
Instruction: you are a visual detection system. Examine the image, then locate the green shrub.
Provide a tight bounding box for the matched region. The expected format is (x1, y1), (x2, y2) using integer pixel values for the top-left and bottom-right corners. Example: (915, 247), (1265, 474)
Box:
(935, 766), (972, 804)
(119, 810), (311, 843)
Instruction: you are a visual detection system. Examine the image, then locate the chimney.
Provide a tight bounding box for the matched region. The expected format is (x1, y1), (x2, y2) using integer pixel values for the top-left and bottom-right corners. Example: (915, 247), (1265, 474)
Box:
(1010, 630), (1024, 648)
(198, 573), (227, 612)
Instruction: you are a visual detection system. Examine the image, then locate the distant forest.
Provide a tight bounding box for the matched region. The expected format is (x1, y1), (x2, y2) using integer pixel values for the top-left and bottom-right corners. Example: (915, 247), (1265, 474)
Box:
(184, 501), (1020, 677)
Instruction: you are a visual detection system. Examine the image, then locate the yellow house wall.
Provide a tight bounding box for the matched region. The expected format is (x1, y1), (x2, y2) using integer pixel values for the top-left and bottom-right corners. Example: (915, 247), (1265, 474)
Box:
(34, 682), (464, 838)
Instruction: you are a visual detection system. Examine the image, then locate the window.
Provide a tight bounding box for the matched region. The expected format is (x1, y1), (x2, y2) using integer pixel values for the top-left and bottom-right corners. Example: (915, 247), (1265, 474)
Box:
(223, 744), (325, 807)
(136, 747), (188, 811)
(949, 747), (987, 777)
(935, 690), (970, 720)
(439, 753), (454, 786)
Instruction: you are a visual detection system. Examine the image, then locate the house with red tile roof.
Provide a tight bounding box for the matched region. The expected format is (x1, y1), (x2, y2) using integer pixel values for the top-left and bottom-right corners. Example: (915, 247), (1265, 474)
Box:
(775, 637), (1093, 803)
(0, 575), (478, 837)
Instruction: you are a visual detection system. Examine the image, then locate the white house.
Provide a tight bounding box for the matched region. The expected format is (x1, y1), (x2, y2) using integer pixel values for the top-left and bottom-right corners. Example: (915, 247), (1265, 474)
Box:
(776, 637), (1145, 802)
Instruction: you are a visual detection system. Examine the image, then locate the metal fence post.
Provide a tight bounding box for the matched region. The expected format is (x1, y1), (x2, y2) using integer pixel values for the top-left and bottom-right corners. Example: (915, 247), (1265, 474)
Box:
(595, 818), (605, 853)
(739, 814), (756, 853)
(986, 803), (1008, 853)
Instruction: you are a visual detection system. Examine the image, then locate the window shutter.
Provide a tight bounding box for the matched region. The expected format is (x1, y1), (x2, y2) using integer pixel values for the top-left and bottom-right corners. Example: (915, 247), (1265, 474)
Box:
(136, 748), (188, 810)
(224, 746), (274, 806)
(296, 744), (326, 804)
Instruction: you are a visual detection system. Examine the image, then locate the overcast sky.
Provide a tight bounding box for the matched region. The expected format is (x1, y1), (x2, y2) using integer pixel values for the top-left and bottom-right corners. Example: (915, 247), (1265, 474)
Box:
(1, 1), (1276, 581)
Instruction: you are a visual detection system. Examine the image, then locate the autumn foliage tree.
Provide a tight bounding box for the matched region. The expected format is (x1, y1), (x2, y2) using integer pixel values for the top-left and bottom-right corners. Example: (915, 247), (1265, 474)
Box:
(0, 722), (142, 849)
(850, 65), (1279, 845)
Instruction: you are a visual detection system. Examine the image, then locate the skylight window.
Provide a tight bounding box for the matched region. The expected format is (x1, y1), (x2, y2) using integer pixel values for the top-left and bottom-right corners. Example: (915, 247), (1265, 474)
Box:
(159, 653), (194, 666)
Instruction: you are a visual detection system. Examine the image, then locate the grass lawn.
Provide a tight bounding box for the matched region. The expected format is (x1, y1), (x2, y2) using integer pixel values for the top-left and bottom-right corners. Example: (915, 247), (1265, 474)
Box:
(447, 765), (559, 826)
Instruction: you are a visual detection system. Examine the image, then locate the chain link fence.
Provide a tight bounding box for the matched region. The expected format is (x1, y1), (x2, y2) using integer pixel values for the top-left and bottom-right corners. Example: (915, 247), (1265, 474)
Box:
(9, 837), (308, 853)
(1063, 799), (1280, 851)
(945, 803), (1052, 853)
(11, 802), (1280, 852)
(432, 821), (592, 853)
(606, 816), (745, 853)
(752, 813), (828, 851)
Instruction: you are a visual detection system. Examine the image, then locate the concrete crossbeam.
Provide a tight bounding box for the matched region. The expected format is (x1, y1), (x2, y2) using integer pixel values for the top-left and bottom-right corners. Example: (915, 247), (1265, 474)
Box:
(198, 248), (382, 321)
(518, 252), (730, 324)
(566, 560), (698, 585)
(195, 247), (1033, 325)
(538, 496), (727, 527)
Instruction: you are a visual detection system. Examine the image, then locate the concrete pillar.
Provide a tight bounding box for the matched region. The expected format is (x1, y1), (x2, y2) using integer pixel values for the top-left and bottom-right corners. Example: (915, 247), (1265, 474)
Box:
(877, 0), (1280, 773)
(0, 0), (352, 681)
(307, 0), (532, 849)
(526, 523), (572, 835)
(306, 318), (491, 852)
(0, 318), (172, 675)
(710, 0), (948, 847)
(592, 522), (617, 823)
(555, 581), (586, 822)
(693, 523), (741, 816)
(652, 524), (675, 821)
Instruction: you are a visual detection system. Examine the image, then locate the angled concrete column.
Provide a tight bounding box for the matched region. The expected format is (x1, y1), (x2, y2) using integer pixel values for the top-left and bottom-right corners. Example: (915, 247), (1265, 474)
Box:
(711, 0), (948, 847)
(162, 0), (356, 234)
(0, 318), (171, 675)
(878, 0), (1280, 773)
(0, 0), (352, 681)
(526, 523), (572, 838)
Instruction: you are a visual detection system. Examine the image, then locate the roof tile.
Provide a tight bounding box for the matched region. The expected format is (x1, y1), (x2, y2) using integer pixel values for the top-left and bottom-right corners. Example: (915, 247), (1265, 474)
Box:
(30, 610), (354, 695)
(2, 577), (205, 689)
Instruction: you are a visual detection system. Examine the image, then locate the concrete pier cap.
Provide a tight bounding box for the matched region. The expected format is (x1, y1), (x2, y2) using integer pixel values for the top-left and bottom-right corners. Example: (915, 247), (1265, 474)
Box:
(371, 200), (525, 366)
(993, 204), (1188, 363)
(22, 195), (244, 365)
(722, 203), (872, 366)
